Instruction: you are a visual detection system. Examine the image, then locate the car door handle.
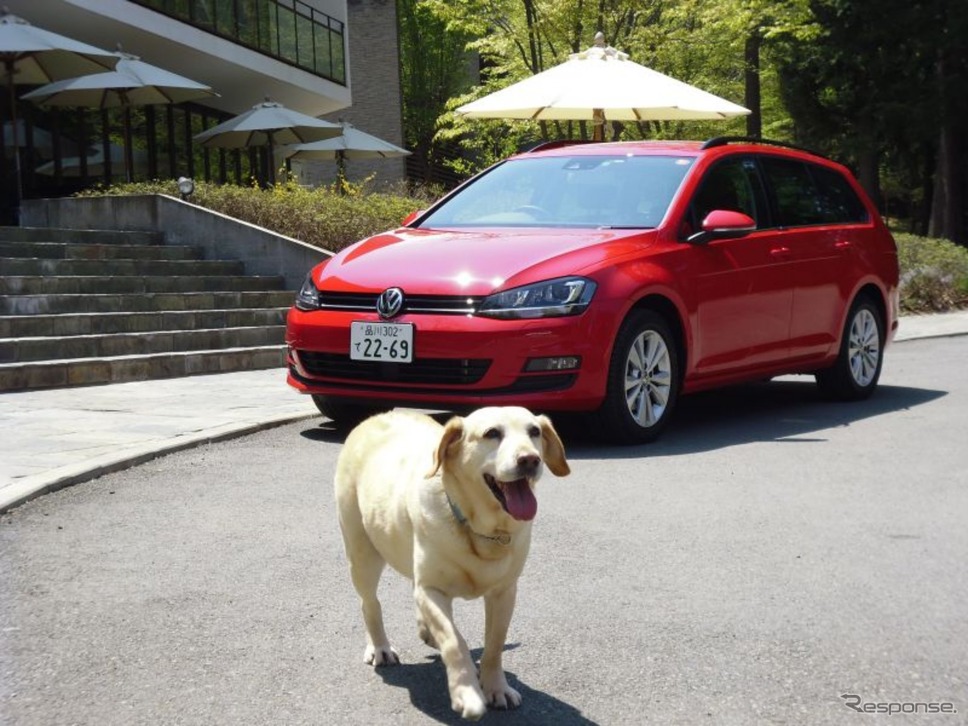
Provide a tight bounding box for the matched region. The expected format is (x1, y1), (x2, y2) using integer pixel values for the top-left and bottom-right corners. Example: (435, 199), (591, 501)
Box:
(770, 246), (792, 259)
(833, 240), (852, 250)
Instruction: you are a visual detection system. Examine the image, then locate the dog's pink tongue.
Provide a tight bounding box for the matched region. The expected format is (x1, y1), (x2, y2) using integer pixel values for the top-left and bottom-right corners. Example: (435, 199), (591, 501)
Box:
(502, 479), (537, 521)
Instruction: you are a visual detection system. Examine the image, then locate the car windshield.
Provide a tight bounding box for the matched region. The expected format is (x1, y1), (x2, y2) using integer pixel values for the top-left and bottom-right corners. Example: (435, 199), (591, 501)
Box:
(419, 154), (694, 229)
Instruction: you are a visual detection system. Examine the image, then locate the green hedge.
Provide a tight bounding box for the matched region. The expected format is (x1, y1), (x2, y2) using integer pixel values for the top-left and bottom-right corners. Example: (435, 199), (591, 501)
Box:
(895, 233), (968, 313)
(78, 182), (968, 313)
(76, 179), (435, 254)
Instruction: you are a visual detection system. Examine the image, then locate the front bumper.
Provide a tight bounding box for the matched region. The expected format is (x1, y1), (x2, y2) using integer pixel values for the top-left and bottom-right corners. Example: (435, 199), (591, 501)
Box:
(285, 307), (610, 411)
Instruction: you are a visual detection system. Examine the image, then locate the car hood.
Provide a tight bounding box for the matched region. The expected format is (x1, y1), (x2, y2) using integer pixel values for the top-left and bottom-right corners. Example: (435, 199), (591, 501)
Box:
(315, 226), (656, 295)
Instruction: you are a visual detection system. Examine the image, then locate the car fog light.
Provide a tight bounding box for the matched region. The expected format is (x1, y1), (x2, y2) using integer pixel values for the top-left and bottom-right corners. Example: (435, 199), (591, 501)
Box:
(524, 356), (581, 372)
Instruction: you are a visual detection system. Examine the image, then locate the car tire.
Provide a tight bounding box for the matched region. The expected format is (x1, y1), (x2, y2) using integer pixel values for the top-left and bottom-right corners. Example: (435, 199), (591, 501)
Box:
(311, 395), (386, 428)
(815, 295), (885, 401)
(594, 309), (681, 445)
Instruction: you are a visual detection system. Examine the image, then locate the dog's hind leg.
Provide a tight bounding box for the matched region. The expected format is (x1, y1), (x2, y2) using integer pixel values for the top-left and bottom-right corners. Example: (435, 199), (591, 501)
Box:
(338, 508), (399, 666)
(416, 606), (439, 649)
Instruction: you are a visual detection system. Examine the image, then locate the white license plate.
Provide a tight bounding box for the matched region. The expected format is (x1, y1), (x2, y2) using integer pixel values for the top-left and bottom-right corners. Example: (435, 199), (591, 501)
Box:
(350, 321), (414, 362)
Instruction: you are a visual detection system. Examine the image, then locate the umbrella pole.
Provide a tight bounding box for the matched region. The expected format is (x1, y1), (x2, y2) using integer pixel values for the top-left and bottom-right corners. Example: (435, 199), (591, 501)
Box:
(122, 100), (133, 183)
(5, 61), (23, 222)
(593, 109), (605, 142)
(267, 130), (275, 187)
(337, 150), (347, 195)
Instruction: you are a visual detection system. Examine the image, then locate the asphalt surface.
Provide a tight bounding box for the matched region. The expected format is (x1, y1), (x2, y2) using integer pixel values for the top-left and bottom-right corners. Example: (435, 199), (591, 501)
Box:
(2, 310), (967, 515)
(1, 330), (967, 725)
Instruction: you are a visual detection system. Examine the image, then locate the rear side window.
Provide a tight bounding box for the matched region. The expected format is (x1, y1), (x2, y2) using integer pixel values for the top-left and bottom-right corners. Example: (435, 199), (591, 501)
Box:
(760, 157), (827, 226)
(761, 156), (869, 226)
(810, 165), (869, 223)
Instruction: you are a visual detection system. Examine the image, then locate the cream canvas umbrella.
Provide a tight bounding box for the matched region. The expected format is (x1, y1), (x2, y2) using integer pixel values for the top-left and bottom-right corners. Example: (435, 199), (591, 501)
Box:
(456, 33), (749, 140)
(193, 98), (342, 185)
(0, 10), (116, 214)
(22, 49), (218, 181)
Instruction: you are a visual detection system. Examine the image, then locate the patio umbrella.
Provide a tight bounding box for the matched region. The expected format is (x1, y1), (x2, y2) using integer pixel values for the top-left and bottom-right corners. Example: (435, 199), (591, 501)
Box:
(22, 49), (218, 181)
(0, 10), (116, 214)
(281, 122), (409, 190)
(193, 98), (342, 185)
(456, 32), (749, 141)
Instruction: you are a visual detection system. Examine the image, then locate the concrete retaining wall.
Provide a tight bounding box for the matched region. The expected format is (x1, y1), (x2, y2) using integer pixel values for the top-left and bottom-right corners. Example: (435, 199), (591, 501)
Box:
(20, 195), (330, 290)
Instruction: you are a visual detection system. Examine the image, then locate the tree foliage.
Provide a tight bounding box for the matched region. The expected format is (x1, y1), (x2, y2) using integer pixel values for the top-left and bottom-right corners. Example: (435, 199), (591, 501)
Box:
(398, 0), (968, 242)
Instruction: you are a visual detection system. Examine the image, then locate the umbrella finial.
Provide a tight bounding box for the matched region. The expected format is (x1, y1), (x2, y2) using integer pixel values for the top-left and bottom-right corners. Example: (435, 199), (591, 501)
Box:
(594, 31), (606, 47)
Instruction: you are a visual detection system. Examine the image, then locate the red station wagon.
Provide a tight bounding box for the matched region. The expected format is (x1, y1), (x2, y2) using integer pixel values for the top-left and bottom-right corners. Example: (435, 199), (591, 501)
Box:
(286, 137), (900, 444)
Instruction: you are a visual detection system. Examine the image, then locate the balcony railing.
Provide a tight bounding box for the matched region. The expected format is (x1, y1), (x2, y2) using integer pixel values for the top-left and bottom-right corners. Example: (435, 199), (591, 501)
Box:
(130, 0), (346, 85)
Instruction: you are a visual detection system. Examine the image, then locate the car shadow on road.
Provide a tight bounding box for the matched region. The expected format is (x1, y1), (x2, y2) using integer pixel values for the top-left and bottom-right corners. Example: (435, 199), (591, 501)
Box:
(556, 380), (947, 460)
(375, 645), (600, 725)
(296, 381), (945, 461)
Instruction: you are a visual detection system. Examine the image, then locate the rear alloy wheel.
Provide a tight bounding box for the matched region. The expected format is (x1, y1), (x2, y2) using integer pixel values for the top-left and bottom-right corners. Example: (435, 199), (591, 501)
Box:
(595, 309), (680, 445)
(815, 296), (885, 401)
(311, 395), (386, 429)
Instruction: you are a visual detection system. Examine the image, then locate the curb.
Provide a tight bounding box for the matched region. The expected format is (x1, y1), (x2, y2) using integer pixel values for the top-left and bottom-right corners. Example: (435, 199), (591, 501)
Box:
(0, 411), (318, 514)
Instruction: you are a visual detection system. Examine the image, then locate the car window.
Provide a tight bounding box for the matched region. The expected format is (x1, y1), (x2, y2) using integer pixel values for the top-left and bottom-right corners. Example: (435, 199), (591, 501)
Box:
(809, 164), (869, 223)
(686, 157), (764, 235)
(418, 155), (694, 229)
(760, 156), (833, 227)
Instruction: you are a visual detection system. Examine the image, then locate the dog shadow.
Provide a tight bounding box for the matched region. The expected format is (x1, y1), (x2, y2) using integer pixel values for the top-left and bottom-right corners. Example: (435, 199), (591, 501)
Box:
(376, 645), (599, 725)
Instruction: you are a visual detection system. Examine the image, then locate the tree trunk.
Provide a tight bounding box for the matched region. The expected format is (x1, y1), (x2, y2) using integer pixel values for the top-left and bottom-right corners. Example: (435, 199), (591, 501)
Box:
(927, 48), (967, 244)
(744, 32), (761, 139)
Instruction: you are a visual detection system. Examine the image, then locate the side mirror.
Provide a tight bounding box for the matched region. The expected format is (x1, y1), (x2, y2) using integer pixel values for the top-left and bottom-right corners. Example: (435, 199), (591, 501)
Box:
(402, 210), (425, 226)
(687, 209), (756, 244)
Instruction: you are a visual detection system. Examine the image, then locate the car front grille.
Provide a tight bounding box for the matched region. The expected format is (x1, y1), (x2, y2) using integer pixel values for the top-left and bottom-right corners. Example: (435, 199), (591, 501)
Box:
(295, 350), (491, 385)
(318, 292), (484, 315)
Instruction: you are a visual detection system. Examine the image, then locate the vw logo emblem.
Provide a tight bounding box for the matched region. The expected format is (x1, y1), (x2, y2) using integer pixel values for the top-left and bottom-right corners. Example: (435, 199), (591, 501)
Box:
(376, 287), (405, 319)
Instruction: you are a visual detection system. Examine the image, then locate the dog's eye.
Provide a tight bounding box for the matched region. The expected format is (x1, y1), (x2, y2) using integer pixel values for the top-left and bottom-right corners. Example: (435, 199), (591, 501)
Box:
(483, 427), (503, 441)
(528, 425), (540, 438)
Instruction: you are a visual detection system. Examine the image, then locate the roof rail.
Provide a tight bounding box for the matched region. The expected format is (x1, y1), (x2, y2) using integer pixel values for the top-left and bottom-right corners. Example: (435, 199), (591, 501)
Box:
(701, 136), (829, 160)
(524, 139), (594, 153)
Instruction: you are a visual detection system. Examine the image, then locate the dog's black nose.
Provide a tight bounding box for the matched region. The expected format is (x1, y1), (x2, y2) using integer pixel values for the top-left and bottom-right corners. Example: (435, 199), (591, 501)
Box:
(517, 453), (541, 476)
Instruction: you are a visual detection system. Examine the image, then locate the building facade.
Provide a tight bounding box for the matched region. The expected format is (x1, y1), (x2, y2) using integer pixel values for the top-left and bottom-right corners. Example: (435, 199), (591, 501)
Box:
(1, 0), (404, 222)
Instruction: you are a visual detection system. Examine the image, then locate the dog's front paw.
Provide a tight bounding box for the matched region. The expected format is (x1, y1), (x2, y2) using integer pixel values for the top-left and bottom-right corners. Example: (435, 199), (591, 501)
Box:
(480, 670), (522, 710)
(452, 684), (487, 721)
(363, 644), (399, 666)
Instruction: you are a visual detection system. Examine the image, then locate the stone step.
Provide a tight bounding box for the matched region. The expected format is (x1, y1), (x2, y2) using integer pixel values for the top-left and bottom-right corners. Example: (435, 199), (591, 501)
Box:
(1, 325), (286, 363)
(0, 307), (289, 337)
(2, 257), (244, 277)
(0, 346), (287, 391)
(0, 240), (198, 260)
(0, 290), (296, 315)
(0, 226), (163, 246)
(1, 275), (286, 295)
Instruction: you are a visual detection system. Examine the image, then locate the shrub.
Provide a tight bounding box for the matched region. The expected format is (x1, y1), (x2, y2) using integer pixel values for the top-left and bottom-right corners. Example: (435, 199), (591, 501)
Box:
(77, 183), (968, 313)
(76, 179), (439, 254)
(895, 233), (968, 313)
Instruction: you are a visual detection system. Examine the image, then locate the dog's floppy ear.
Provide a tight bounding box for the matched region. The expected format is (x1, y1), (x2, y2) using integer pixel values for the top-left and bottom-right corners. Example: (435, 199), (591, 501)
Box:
(427, 416), (464, 477)
(538, 415), (570, 477)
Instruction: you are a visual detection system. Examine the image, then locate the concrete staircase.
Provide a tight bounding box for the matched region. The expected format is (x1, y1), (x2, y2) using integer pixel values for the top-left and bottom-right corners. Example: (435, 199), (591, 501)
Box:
(0, 226), (294, 391)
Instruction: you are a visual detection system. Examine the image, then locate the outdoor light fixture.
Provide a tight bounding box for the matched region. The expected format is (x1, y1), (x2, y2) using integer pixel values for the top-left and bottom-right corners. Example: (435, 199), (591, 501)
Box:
(177, 176), (195, 201)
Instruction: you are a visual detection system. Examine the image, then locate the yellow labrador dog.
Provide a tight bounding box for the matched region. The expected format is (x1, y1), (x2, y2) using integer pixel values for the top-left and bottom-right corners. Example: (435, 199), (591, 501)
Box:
(334, 406), (570, 720)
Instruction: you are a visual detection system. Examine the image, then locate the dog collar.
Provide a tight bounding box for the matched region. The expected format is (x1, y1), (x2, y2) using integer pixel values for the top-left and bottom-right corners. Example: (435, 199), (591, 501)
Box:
(446, 493), (511, 546)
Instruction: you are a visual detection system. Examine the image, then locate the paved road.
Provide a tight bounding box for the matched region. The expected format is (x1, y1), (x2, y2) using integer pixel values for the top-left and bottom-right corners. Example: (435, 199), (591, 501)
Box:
(2, 337), (967, 725)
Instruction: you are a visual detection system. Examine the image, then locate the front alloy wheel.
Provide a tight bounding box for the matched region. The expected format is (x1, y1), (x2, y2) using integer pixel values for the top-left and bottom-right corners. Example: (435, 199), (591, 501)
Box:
(596, 309), (680, 444)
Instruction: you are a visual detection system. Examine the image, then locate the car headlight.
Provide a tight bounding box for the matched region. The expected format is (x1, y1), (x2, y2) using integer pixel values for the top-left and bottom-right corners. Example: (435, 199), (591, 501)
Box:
(295, 273), (320, 311)
(477, 277), (597, 319)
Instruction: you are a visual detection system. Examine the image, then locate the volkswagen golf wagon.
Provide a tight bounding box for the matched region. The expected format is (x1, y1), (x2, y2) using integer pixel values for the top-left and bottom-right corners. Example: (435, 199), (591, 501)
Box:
(286, 137), (900, 444)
